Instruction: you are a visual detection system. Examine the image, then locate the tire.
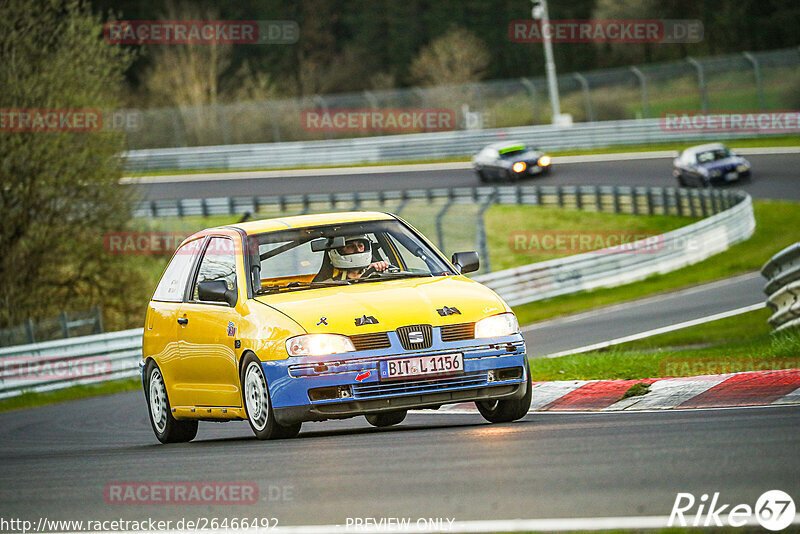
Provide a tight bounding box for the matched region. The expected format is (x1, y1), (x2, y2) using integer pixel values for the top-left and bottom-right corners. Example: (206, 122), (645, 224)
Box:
(365, 410), (407, 427)
(476, 170), (489, 183)
(475, 371), (532, 423)
(144, 360), (198, 444)
(241, 354), (301, 440)
(676, 173), (687, 187)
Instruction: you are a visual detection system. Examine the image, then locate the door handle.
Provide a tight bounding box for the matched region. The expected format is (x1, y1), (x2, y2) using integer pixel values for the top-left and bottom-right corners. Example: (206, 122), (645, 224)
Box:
(177, 317), (188, 325)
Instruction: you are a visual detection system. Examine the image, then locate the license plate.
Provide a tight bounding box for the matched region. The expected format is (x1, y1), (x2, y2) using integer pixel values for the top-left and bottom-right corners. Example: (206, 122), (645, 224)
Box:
(725, 172), (738, 181)
(379, 353), (464, 381)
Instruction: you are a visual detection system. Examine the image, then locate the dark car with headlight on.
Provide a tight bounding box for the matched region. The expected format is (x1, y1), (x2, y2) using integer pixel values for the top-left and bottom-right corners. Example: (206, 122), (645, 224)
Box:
(472, 141), (551, 183)
(673, 143), (751, 187)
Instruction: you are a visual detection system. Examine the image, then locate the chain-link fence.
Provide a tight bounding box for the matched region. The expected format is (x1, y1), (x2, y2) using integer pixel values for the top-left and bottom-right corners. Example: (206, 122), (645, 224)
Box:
(121, 47), (800, 150)
(0, 307), (104, 348)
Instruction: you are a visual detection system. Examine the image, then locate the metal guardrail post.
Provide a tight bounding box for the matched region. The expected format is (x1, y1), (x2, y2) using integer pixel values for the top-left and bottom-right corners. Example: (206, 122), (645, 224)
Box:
(435, 192), (456, 252)
(60, 312), (70, 339)
(630, 67), (650, 118)
(24, 319), (35, 344)
(573, 73), (594, 122)
(743, 52), (765, 110)
(520, 78), (538, 124)
(613, 187), (621, 214)
(594, 187), (602, 211)
(686, 57), (709, 112)
(476, 192), (496, 274)
(94, 305), (104, 335)
(396, 191), (410, 216)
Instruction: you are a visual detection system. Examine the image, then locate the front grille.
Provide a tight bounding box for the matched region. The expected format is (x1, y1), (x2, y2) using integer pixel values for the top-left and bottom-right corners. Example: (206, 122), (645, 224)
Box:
(352, 371), (487, 399)
(396, 324), (433, 350)
(350, 332), (391, 351)
(440, 322), (475, 342)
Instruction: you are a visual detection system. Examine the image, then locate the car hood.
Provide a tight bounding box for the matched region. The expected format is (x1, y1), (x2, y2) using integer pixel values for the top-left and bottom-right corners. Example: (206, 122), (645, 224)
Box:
(253, 275), (509, 335)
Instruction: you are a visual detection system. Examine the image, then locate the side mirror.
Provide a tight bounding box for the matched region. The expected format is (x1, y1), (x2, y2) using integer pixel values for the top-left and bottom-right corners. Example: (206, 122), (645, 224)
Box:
(451, 251), (480, 274)
(198, 280), (237, 306)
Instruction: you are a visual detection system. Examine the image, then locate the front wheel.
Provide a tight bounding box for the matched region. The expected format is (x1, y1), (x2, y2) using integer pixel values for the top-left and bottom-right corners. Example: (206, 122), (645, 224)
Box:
(475, 371), (532, 423)
(365, 410), (407, 427)
(145, 361), (198, 444)
(241, 355), (301, 440)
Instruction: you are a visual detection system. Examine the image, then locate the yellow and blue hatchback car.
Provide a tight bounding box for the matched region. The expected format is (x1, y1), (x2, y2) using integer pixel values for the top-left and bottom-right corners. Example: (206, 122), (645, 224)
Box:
(141, 212), (530, 443)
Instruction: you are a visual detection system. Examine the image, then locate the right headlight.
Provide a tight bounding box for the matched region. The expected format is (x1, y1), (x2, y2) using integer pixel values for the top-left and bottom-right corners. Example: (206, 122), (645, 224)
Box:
(285, 334), (355, 357)
(474, 313), (520, 339)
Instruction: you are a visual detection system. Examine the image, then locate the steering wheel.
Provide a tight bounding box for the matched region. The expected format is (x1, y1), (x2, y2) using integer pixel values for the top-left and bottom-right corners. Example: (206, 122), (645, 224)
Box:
(360, 264), (399, 278)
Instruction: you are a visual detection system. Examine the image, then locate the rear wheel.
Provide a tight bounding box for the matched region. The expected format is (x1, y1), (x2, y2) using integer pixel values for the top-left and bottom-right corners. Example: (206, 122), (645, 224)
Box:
(365, 410), (407, 427)
(241, 355), (301, 440)
(145, 361), (198, 444)
(475, 371), (532, 423)
(476, 169), (489, 183)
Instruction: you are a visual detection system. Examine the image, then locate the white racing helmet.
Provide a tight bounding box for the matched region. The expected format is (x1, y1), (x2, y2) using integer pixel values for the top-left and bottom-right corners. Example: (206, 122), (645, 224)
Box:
(328, 235), (372, 270)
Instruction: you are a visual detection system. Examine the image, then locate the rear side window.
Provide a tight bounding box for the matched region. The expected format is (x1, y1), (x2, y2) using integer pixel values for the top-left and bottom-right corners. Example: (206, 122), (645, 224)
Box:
(152, 238), (203, 302)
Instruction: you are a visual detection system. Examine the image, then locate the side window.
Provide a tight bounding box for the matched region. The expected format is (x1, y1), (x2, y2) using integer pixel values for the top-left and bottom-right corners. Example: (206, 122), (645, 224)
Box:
(192, 237), (237, 301)
(152, 239), (203, 302)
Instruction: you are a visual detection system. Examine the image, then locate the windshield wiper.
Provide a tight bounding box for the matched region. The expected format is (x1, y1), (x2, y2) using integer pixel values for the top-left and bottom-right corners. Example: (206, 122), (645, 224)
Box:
(257, 280), (349, 294)
(349, 271), (433, 283)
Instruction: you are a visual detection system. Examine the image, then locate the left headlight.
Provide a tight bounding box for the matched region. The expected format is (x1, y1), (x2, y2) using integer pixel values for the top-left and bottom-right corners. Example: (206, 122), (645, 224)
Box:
(474, 313), (520, 339)
(737, 163), (749, 172)
(286, 334), (355, 357)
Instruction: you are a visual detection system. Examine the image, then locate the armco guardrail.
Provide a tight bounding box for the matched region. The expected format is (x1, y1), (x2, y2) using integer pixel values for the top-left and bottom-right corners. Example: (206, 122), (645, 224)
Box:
(1, 187), (753, 399)
(473, 191), (754, 306)
(123, 118), (780, 172)
(0, 329), (143, 400)
(762, 243), (800, 331)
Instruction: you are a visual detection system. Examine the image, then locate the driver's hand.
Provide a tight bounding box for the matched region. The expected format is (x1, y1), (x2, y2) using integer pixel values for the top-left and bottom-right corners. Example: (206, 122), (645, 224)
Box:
(370, 261), (389, 272)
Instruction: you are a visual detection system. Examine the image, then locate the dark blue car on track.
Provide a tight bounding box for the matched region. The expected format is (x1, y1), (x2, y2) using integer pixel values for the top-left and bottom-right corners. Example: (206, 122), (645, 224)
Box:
(673, 143), (751, 187)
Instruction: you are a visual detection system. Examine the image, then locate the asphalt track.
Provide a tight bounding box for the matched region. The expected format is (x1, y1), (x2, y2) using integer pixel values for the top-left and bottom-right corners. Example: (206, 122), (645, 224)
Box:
(133, 152), (800, 201)
(1, 152), (796, 529)
(0, 390), (798, 527)
(523, 272), (765, 357)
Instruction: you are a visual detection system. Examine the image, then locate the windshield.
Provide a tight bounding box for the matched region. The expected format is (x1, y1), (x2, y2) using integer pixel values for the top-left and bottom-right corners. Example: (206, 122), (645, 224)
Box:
(251, 219), (453, 293)
(696, 148), (732, 163)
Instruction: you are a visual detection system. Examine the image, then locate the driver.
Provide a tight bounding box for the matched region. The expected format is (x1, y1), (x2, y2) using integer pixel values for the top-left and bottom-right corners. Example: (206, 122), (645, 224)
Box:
(321, 235), (389, 281)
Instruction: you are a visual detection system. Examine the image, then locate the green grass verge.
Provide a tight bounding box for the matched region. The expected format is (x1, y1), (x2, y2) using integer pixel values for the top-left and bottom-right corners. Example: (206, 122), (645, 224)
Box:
(485, 205), (695, 269)
(123, 135), (800, 177)
(0, 377), (141, 413)
(511, 200), (800, 325)
(530, 308), (800, 381)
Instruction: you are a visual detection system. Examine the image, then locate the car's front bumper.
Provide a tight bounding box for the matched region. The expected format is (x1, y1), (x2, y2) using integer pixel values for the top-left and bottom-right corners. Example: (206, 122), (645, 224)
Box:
(262, 335), (528, 425)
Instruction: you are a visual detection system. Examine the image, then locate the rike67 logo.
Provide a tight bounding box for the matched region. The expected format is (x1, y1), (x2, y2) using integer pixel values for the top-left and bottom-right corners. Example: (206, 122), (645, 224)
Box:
(669, 490), (796, 530)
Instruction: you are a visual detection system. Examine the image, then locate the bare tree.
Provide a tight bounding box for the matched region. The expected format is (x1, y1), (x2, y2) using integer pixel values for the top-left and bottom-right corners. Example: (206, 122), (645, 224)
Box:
(409, 27), (490, 87)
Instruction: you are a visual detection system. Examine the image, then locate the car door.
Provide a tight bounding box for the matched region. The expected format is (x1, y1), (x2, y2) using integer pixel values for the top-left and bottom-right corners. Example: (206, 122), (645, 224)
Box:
(177, 235), (244, 409)
(144, 237), (205, 408)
